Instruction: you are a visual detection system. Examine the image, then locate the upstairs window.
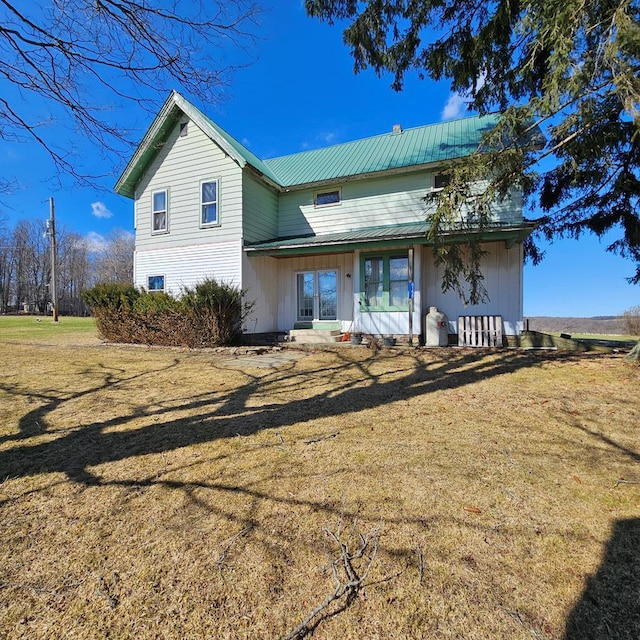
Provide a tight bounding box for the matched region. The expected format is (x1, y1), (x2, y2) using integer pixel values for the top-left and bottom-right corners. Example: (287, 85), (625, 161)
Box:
(152, 189), (168, 233)
(433, 173), (451, 190)
(201, 179), (219, 226)
(314, 188), (341, 207)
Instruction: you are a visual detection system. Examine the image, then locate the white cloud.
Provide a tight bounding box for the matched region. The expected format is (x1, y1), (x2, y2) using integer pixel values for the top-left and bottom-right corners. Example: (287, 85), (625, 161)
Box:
(319, 131), (337, 145)
(441, 73), (487, 121)
(85, 231), (107, 253)
(91, 201), (113, 219)
(441, 92), (467, 121)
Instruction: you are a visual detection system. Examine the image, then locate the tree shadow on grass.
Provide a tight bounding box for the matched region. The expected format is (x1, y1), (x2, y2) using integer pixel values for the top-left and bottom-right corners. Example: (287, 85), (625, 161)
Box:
(564, 517), (640, 640)
(0, 348), (613, 487)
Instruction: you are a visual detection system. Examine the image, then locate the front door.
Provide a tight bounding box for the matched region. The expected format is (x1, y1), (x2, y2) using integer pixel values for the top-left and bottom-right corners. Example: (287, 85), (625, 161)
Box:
(297, 270), (337, 322)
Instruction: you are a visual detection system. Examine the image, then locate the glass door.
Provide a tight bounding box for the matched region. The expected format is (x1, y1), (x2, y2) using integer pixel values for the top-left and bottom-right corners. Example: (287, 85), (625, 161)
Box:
(296, 270), (337, 322)
(297, 272), (315, 321)
(318, 270), (337, 320)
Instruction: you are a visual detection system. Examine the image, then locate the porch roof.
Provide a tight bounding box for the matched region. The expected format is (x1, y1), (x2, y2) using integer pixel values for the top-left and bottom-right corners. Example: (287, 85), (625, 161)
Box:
(243, 221), (537, 257)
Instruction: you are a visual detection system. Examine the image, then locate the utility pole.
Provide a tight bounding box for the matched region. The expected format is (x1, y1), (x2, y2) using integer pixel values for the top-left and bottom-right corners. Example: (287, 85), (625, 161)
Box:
(47, 197), (59, 322)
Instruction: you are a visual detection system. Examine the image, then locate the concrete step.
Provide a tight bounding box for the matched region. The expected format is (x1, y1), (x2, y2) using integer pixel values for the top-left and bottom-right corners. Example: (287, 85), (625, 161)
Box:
(289, 329), (343, 344)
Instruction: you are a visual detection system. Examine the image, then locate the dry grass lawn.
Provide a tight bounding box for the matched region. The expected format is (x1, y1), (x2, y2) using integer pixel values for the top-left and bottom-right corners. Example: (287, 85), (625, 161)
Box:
(1, 318), (639, 639)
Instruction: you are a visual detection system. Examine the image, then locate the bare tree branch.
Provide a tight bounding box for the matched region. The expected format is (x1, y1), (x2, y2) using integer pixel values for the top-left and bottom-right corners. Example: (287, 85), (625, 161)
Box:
(280, 516), (382, 640)
(0, 0), (263, 185)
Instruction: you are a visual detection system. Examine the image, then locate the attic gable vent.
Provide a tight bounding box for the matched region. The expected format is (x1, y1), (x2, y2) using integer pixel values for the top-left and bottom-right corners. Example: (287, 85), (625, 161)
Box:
(392, 124), (402, 134)
(179, 122), (188, 137)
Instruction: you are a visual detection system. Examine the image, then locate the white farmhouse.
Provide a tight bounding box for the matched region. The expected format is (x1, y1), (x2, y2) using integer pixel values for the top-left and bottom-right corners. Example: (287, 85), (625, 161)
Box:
(115, 91), (536, 344)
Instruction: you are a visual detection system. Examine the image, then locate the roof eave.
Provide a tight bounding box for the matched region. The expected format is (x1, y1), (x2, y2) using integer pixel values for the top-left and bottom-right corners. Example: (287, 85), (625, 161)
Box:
(114, 91), (182, 199)
(243, 222), (537, 258)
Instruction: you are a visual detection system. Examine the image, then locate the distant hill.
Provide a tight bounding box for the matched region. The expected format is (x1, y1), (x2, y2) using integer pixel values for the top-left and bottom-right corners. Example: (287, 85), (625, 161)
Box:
(525, 316), (623, 335)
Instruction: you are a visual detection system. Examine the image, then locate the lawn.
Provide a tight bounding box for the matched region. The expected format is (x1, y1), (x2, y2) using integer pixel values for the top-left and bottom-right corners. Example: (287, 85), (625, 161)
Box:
(0, 319), (638, 639)
(0, 315), (99, 345)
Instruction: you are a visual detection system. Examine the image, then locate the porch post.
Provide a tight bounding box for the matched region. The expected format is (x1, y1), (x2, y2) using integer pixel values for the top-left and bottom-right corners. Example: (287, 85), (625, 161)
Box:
(408, 246), (414, 346)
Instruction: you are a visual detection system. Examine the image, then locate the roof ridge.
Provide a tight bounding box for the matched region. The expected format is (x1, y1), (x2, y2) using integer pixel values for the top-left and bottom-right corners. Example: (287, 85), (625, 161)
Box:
(263, 112), (498, 164)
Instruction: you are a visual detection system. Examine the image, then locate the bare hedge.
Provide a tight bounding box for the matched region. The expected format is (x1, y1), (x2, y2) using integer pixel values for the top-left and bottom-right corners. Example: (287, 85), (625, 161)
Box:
(83, 280), (254, 347)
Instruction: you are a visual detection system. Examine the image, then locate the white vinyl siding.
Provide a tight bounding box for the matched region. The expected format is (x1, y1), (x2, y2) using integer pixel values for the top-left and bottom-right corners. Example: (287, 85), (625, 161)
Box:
(422, 241), (524, 335)
(134, 240), (242, 297)
(134, 120), (243, 251)
(241, 253), (278, 333)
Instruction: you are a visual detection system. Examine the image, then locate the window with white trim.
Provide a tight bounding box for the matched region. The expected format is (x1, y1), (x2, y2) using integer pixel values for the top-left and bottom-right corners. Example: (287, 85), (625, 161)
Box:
(201, 179), (219, 226)
(147, 275), (165, 292)
(314, 188), (341, 207)
(152, 189), (168, 233)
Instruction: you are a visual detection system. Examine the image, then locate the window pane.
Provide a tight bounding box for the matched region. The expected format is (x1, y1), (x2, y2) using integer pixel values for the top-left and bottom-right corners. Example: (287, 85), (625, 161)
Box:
(153, 211), (166, 231)
(364, 257), (383, 306)
(434, 173), (451, 189)
(389, 256), (408, 307)
(318, 271), (337, 320)
(297, 273), (314, 320)
(389, 257), (408, 282)
(148, 275), (164, 291)
(153, 191), (166, 212)
(202, 181), (217, 203)
(365, 281), (383, 306)
(315, 190), (340, 206)
(389, 281), (408, 307)
(365, 257), (383, 282)
(202, 203), (217, 224)
(202, 181), (218, 225)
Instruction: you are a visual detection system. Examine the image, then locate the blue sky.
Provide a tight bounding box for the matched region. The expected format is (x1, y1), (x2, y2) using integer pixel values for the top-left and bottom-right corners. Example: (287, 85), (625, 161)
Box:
(1, 1), (638, 317)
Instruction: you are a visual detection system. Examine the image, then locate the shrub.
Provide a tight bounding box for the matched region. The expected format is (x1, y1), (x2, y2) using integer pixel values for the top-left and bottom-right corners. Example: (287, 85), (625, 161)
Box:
(82, 282), (140, 310)
(82, 283), (141, 342)
(181, 279), (254, 346)
(620, 306), (640, 337)
(82, 279), (254, 347)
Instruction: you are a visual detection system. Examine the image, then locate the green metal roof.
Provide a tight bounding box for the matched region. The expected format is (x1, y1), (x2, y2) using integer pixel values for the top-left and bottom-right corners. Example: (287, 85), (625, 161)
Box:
(197, 112), (282, 185)
(115, 92), (516, 198)
(244, 221), (536, 257)
(263, 115), (501, 188)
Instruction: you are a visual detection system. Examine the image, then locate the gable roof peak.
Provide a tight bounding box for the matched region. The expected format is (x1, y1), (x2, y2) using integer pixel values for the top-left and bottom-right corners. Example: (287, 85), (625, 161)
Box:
(115, 90), (280, 198)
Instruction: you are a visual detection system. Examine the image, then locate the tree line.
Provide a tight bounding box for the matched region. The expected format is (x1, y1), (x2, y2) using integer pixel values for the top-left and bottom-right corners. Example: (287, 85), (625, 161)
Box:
(0, 219), (133, 316)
